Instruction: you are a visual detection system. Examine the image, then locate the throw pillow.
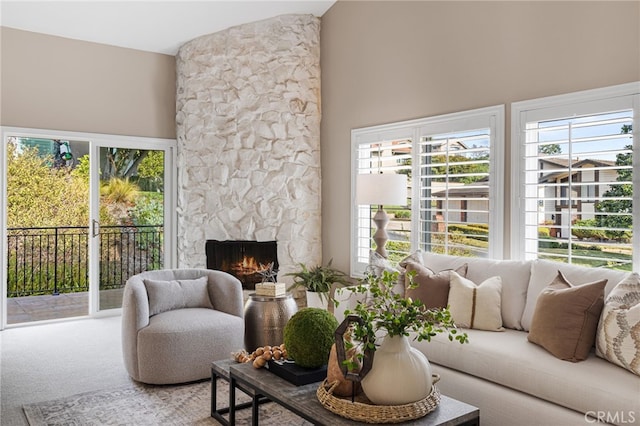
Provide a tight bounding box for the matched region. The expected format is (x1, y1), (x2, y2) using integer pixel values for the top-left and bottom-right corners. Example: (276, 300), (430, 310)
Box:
(367, 249), (424, 295)
(447, 272), (503, 331)
(398, 249), (424, 269)
(404, 262), (468, 309)
(596, 273), (640, 376)
(395, 249), (425, 295)
(366, 250), (396, 277)
(527, 271), (607, 362)
(144, 276), (213, 316)
(521, 259), (626, 331)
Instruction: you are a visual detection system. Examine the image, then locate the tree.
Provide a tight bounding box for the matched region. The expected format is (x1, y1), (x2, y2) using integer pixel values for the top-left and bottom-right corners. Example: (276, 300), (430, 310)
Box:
(6, 141), (89, 228)
(101, 148), (149, 180)
(595, 125), (633, 241)
(539, 144), (561, 155)
(137, 150), (165, 191)
(430, 154), (489, 184)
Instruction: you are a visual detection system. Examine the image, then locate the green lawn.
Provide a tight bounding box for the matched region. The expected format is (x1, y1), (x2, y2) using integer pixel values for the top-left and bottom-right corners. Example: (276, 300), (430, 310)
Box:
(539, 247), (632, 271)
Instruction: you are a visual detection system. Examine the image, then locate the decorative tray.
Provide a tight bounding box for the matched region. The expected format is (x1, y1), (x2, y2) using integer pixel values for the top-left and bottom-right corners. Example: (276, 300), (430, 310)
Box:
(316, 374), (441, 424)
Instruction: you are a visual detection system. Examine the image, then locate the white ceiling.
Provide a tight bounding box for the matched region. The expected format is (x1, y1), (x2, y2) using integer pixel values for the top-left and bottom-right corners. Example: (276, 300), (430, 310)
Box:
(0, 1), (336, 55)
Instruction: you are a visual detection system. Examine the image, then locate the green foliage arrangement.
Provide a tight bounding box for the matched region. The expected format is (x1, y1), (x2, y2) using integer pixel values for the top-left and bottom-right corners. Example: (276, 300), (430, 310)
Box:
(343, 270), (468, 368)
(283, 308), (339, 368)
(286, 259), (350, 302)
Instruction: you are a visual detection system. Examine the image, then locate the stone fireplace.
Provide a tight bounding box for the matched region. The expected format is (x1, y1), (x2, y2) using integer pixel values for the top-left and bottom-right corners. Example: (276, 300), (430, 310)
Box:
(205, 240), (278, 290)
(175, 14), (322, 302)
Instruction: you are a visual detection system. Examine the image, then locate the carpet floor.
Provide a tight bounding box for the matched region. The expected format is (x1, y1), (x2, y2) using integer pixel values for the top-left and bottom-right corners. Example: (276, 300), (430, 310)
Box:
(23, 378), (311, 426)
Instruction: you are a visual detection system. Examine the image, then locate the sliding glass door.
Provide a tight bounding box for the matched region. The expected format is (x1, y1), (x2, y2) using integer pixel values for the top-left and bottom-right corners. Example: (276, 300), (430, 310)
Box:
(1, 128), (176, 327)
(92, 144), (172, 312)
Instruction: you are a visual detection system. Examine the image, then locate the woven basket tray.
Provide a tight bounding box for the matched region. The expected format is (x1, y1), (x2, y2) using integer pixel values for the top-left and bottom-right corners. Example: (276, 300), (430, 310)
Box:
(316, 374), (441, 424)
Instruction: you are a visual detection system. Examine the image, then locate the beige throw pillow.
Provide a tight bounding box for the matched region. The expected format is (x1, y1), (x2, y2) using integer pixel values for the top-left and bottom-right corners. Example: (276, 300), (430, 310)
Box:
(596, 273), (640, 376)
(527, 271), (606, 362)
(447, 272), (503, 331)
(404, 262), (468, 309)
(144, 276), (213, 316)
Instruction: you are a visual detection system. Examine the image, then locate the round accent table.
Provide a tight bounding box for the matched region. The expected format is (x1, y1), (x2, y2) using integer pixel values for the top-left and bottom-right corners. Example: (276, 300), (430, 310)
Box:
(243, 293), (298, 352)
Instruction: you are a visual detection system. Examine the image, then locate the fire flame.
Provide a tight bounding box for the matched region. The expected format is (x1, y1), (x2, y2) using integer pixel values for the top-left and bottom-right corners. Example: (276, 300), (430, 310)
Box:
(240, 256), (257, 270)
(229, 256), (260, 276)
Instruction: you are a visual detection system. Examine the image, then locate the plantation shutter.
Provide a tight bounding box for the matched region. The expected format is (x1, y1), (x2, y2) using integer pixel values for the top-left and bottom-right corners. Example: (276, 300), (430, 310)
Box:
(352, 132), (412, 275)
(522, 109), (634, 268)
(417, 128), (492, 257)
(350, 106), (504, 276)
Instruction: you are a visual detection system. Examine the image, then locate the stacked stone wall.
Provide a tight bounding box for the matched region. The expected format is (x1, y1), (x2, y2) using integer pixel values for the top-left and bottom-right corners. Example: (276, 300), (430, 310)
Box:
(175, 14), (322, 296)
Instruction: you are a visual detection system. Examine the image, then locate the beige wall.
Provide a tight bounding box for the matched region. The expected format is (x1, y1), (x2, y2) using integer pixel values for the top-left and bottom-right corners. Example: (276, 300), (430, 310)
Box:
(320, 1), (640, 273)
(1, 27), (176, 138)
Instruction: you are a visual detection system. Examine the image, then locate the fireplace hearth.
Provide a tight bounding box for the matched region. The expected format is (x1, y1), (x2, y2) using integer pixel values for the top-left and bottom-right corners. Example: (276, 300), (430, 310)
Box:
(206, 240), (278, 290)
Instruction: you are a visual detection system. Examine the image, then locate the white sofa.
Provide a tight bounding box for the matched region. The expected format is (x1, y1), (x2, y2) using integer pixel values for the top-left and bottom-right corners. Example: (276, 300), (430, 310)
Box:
(334, 253), (640, 426)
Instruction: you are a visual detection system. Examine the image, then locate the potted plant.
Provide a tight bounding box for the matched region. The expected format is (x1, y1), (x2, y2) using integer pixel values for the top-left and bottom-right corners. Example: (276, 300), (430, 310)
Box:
(343, 270), (468, 405)
(286, 259), (351, 309)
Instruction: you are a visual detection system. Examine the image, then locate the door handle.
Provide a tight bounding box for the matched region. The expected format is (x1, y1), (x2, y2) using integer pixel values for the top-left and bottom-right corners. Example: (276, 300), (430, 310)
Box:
(92, 219), (100, 238)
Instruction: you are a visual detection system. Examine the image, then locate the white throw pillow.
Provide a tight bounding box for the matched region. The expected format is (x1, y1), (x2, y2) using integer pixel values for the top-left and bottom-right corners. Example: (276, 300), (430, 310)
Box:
(596, 273), (640, 376)
(367, 249), (424, 295)
(144, 276), (212, 316)
(521, 259), (627, 331)
(422, 252), (531, 330)
(366, 250), (396, 277)
(448, 272), (503, 331)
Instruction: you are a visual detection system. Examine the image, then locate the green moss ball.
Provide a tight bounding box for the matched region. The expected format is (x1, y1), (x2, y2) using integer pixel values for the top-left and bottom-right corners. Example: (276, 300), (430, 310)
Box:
(283, 307), (339, 368)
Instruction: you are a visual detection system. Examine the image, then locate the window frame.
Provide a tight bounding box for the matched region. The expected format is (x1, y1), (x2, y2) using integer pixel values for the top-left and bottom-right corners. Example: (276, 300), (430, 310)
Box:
(350, 105), (505, 277)
(511, 82), (640, 271)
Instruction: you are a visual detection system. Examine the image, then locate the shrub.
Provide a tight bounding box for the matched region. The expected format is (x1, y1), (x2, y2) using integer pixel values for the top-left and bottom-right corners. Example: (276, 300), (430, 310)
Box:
(131, 194), (163, 226)
(571, 219), (607, 240)
(393, 210), (411, 219)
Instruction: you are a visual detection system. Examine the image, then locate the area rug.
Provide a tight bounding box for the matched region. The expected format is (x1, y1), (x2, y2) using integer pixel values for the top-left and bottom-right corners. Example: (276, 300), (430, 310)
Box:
(23, 379), (311, 425)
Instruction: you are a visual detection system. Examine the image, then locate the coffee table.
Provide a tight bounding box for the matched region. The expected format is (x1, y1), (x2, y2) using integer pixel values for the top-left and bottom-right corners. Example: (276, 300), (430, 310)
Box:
(223, 361), (479, 425)
(211, 359), (271, 426)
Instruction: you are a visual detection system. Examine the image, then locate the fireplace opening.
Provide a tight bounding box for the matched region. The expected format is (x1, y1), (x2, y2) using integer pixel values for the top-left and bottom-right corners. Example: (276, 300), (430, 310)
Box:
(205, 240), (278, 290)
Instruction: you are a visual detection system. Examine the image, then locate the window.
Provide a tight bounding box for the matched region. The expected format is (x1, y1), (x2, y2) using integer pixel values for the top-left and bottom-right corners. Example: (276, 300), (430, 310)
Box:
(351, 106), (504, 276)
(512, 82), (639, 272)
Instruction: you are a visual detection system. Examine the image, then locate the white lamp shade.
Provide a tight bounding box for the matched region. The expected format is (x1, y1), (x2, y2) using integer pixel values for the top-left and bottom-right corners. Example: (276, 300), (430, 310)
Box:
(357, 173), (407, 206)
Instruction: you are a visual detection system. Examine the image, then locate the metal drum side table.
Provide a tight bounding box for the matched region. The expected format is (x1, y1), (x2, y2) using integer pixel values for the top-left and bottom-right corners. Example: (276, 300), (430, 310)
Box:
(243, 293), (298, 352)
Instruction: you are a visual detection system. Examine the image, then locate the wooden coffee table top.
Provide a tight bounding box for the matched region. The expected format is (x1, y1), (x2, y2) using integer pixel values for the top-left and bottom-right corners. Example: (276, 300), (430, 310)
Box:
(228, 362), (479, 425)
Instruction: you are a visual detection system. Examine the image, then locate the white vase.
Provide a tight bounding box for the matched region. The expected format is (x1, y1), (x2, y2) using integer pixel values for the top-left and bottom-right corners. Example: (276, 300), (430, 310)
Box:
(361, 334), (433, 405)
(305, 291), (329, 309)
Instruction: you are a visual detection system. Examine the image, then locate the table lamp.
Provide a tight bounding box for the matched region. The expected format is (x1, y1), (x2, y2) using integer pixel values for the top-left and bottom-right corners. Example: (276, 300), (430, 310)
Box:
(356, 173), (407, 258)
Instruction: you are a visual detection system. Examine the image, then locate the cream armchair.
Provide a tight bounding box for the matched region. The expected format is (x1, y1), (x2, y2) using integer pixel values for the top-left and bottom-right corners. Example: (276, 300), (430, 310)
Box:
(121, 269), (244, 384)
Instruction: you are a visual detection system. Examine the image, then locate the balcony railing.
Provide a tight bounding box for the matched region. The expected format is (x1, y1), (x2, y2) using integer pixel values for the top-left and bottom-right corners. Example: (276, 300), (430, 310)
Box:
(7, 225), (163, 297)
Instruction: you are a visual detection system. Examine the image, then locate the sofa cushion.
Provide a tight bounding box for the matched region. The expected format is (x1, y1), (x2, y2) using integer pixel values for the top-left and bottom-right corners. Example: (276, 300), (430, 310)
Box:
(412, 328), (639, 420)
(527, 271), (606, 362)
(596, 272), (640, 376)
(521, 260), (627, 331)
(422, 253), (530, 330)
(404, 262), (468, 309)
(448, 272), (503, 331)
(144, 276), (213, 316)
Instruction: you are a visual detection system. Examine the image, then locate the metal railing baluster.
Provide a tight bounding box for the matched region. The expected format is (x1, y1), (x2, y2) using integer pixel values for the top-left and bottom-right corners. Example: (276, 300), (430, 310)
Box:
(6, 225), (163, 297)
